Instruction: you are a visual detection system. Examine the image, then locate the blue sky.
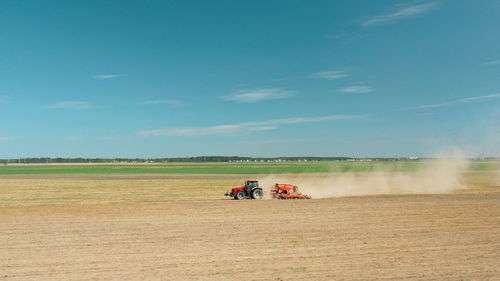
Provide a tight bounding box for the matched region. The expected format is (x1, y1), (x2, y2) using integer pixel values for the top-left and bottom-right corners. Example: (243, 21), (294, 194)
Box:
(0, 0), (499, 158)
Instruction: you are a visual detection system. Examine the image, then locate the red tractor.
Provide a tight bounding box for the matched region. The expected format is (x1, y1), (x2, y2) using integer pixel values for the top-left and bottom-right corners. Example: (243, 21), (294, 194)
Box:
(225, 180), (264, 200)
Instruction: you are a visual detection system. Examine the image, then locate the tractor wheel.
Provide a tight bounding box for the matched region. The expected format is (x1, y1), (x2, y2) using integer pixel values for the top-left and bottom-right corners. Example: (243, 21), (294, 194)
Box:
(251, 188), (263, 200)
(235, 190), (246, 200)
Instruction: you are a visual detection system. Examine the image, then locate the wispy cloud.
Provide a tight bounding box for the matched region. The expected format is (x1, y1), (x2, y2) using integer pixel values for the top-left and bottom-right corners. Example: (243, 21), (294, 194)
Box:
(456, 94), (500, 103)
(137, 114), (363, 137)
(414, 102), (449, 109)
(64, 136), (80, 141)
(137, 100), (184, 107)
(0, 136), (15, 141)
(309, 70), (349, 80)
(0, 95), (8, 104)
(482, 60), (500, 66)
(47, 101), (95, 110)
(362, 2), (439, 27)
(338, 86), (373, 94)
(245, 126), (278, 133)
(415, 93), (500, 109)
(223, 88), (294, 103)
(93, 74), (124, 79)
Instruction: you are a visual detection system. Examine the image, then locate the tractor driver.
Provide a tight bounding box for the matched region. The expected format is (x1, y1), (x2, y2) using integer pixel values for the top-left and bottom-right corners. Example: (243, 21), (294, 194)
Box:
(246, 181), (258, 194)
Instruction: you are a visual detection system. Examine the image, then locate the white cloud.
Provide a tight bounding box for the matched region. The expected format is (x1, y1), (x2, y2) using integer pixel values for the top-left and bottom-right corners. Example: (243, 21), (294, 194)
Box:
(482, 60), (500, 66)
(415, 102), (449, 109)
(247, 126), (277, 132)
(137, 100), (184, 107)
(415, 93), (500, 109)
(338, 86), (373, 94)
(309, 70), (349, 80)
(65, 136), (80, 141)
(0, 136), (15, 141)
(456, 94), (500, 103)
(223, 88), (294, 103)
(362, 2), (439, 27)
(47, 101), (95, 109)
(154, 128), (199, 136)
(93, 74), (124, 79)
(243, 115), (361, 126)
(137, 114), (363, 137)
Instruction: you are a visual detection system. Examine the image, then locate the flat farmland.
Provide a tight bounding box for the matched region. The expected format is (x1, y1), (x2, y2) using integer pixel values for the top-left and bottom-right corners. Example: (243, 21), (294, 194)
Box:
(1, 161), (499, 175)
(0, 168), (499, 280)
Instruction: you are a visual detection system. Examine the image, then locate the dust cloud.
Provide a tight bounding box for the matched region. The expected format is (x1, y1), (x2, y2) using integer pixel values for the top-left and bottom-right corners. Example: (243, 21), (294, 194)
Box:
(259, 156), (469, 199)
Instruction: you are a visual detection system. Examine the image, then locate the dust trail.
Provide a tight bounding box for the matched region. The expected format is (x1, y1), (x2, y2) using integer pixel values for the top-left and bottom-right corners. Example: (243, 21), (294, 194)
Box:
(258, 154), (469, 199)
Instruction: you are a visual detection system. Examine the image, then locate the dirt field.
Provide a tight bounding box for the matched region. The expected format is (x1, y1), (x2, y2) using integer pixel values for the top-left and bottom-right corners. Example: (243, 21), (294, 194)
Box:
(1, 172), (499, 280)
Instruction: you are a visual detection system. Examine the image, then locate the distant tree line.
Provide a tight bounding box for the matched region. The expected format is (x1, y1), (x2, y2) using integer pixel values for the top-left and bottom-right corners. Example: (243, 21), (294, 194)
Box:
(0, 156), (428, 164)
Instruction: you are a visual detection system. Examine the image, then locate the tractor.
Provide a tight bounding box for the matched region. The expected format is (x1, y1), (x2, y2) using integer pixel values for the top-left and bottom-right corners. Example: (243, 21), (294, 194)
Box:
(224, 180), (264, 200)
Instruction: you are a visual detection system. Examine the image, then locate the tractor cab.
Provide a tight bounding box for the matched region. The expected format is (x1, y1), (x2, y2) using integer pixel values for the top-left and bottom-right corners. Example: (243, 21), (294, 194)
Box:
(245, 180), (259, 189)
